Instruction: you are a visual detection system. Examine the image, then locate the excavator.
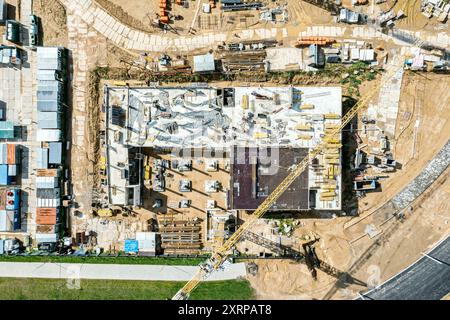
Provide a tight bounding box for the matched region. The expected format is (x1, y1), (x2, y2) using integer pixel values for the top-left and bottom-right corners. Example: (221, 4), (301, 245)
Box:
(171, 29), (427, 301)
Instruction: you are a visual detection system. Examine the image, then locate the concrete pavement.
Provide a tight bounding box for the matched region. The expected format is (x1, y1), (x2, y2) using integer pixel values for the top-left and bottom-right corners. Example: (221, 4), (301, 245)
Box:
(0, 261), (247, 281)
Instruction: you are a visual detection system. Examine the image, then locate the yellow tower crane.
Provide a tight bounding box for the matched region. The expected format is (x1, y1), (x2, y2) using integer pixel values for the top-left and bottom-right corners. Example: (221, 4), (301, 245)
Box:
(172, 36), (425, 300)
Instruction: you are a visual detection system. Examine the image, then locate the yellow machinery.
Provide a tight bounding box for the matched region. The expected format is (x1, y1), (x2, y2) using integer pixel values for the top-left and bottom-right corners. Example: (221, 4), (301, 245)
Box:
(300, 103), (314, 110)
(99, 156), (107, 171)
(253, 132), (268, 139)
(295, 123), (312, 131)
(241, 94), (249, 109)
(324, 113), (341, 119)
(97, 208), (113, 217)
(297, 134), (313, 140)
(172, 51), (409, 300)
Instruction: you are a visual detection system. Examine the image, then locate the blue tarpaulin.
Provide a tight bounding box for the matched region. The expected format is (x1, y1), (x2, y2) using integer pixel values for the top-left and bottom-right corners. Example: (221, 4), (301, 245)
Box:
(124, 239), (139, 253)
(0, 164), (10, 185)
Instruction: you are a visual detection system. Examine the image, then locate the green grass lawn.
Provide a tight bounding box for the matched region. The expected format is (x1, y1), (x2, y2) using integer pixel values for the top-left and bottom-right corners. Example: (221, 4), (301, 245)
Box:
(0, 255), (206, 266)
(0, 278), (255, 300)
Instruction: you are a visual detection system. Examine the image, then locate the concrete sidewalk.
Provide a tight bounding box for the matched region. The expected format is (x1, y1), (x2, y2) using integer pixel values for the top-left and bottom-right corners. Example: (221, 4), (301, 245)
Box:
(0, 262), (247, 282)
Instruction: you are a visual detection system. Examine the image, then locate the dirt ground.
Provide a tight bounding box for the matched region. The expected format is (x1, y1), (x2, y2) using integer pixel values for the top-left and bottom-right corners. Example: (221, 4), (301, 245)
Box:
(356, 73), (450, 216)
(248, 167), (450, 299)
(33, 0), (68, 46)
(102, 0), (334, 37)
(247, 72), (450, 299)
(393, 0), (448, 32)
(287, 1), (334, 26)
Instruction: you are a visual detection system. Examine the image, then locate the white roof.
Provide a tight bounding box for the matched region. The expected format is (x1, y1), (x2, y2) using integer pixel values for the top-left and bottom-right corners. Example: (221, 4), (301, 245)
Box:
(37, 47), (61, 71)
(0, 210), (13, 232)
(193, 53), (215, 72)
(36, 129), (61, 142)
(0, 144), (7, 164)
(35, 233), (57, 243)
(136, 232), (156, 251)
(350, 48), (360, 60)
(36, 176), (59, 188)
(359, 49), (375, 61)
(37, 198), (60, 208)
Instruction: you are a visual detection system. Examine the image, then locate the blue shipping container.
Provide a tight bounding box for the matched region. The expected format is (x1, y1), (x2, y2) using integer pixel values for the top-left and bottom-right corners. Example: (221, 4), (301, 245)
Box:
(5, 188), (20, 210)
(13, 210), (20, 230)
(124, 239), (139, 253)
(0, 164), (10, 185)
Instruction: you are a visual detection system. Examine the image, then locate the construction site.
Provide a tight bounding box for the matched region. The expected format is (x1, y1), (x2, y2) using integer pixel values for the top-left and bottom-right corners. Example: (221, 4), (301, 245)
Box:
(0, 0), (449, 302)
(96, 85), (343, 253)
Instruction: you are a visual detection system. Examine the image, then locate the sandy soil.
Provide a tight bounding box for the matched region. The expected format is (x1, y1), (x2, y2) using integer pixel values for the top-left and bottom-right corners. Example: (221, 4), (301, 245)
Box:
(33, 0), (68, 47)
(105, 0), (335, 38)
(356, 73), (450, 216)
(247, 72), (450, 299)
(393, 0), (448, 32)
(248, 167), (450, 299)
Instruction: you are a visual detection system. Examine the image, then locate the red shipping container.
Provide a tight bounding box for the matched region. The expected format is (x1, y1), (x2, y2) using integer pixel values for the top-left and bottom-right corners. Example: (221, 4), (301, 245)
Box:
(7, 144), (15, 165)
(36, 208), (57, 225)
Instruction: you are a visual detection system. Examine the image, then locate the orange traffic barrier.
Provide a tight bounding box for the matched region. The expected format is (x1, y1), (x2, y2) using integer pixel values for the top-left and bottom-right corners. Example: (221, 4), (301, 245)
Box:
(295, 37), (336, 47)
(160, 15), (169, 24)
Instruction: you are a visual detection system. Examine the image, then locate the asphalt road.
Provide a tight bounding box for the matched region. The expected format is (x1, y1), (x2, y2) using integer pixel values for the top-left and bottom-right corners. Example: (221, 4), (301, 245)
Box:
(360, 235), (450, 300)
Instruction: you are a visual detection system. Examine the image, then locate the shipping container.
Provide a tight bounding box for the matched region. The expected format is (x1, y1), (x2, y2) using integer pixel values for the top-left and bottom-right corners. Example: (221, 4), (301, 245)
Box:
(36, 207), (58, 225)
(37, 47), (64, 71)
(5, 188), (20, 210)
(36, 223), (59, 234)
(35, 233), (58, 243)
(36, 176), (59, 189)
(36, 168), (60, 177)
(0, 121), (15, 139)
(37, 69), (59, 81)
(6, 20), (21, 43)
(37, 81), (63, 112)
(0, 210), (13, 231)
(36, 129), (61, 142)
(37, 198), (60, 208)
(7, 164), (16, 176)
(49, 142), (62, 164)
(0, 144), (6, 164)
(0, 164), (11, 185)
(0, 0), (6, 23)
(37, 147), (49, 169)
(37, 187), (60, 199)
(0, 144), (15, 165)
(37, 100), (62, 112)
(13, 210), (20, 230)
(38, 111), (61, 129)
(7, 144), (16, 164)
